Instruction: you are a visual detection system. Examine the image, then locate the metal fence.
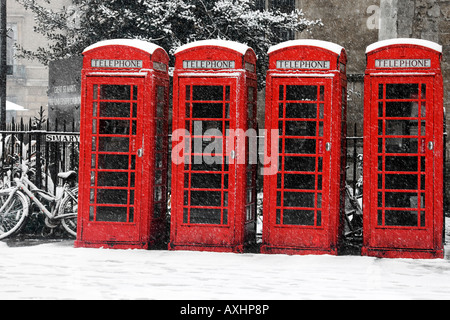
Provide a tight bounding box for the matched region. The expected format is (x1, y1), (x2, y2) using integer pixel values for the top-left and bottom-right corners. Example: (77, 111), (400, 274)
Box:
(0, 118), (364, 197)
(0, 117), (80, 194)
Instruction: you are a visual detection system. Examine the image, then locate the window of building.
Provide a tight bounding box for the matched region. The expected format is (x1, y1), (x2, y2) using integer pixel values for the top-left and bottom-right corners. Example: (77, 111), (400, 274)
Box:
(6, 23), (17, 73)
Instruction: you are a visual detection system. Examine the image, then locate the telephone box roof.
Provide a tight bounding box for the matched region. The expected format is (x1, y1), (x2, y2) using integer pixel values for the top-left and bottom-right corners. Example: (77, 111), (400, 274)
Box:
(366, 38), (442, 54)
(268, 39), (345, 55)
(83, 39), (164, 55)
(175, 39), (253, 56)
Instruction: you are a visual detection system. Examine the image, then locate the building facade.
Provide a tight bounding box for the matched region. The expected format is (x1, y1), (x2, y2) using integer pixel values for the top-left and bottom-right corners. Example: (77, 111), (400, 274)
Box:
(6, 0), (73, 123)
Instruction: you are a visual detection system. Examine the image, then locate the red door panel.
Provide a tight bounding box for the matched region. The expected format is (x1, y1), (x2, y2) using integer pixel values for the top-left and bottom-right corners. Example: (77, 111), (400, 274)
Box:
(81, 76), (144, 243)
(368, 77), (434, 250)
(265, 78), (333, 250)
(172, 78), (237, 247)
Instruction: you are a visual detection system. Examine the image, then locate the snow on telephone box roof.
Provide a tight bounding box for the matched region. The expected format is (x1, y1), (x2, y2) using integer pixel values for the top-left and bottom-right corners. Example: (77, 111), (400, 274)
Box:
(175, 39), (253, 56)
(366, 38), (443, 54)
(268, 39), (345, 55)
(83, 39), (164, 55)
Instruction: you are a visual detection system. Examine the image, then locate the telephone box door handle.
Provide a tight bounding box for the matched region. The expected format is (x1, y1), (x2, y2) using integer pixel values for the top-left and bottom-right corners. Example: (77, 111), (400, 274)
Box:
(137, 148), (144, 157)
(326, 142), (332, 152)
(428, 141), (434, 151)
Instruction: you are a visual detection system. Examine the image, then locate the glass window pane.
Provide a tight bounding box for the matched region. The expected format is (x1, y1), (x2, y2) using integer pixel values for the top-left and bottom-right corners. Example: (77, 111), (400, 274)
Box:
(286, 85), (317, 101)
(385, 102), (418, 118)
(385, 210), (418, 227)
(193, 86), (223, 101)
(99, 120), (130, 135)
(192, 103), (223, 118)
(284, 139), (316, 154)
(285, 103), (317, 118)
(93, 85), (98, 100)
(96, 207), (128, 223)
(386, 120), (419, 136)
(97, 189), (128, 205)
(421, 84), (427, 99)
(283, 210), (315, 226)
(385, 138), (418, 153)
(385, 156), (418, 172)
(98, 137), (129, 152)
(276, 209), (281, 224)
(284, 174), (316, 190)
(190, 191), (222, 207)
(93, 102), (98, 117)
(193, 120), (223, 135)
(283, 192), (315, 208)
(385, 174), (418, 190)
(285, 121), (316, 136)
(96, 207), (128, 222)
(386, 84), (419, 100)
(189, 208), (222, 224)
(191, 173), (223, 189)
(186, 86), (191, 101)
(99, 102), (130, 118)
(100, 85), (131, 100)
(279, 85), (284, 101)
(283, 156), (316, 172)
(385, 192), (419, 208)
(133, 85), (138, 100)
(98, 154), (129, 170)
(97, 172), (129, 187)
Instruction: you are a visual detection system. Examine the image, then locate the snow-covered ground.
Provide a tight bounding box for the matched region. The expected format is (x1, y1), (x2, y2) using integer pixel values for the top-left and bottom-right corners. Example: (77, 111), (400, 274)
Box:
(1, 220), (450, 300)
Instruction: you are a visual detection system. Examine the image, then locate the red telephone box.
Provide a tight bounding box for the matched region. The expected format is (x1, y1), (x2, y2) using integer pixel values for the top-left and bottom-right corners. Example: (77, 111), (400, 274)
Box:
(362, 39), (444, 259)
(261, 40), (348, 255)
(169, 40), (258, 253)
(75, 39), (170, 249)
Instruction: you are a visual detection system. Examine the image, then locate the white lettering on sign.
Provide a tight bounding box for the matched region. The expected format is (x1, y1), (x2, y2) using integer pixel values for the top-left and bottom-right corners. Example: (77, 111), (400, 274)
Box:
(48, 96), (81, 107)
(53, 84), (78, 94)
(91, 59), (143, 69)
(183, 60), (236, 69)
(375, 59), (432, 68)
(276, 60), (331, 70)
(46, 134), (80, 143)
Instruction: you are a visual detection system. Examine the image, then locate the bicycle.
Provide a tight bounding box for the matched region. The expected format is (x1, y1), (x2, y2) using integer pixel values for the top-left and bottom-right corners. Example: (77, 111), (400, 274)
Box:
(0, 161), (78, 240)
(0, 154), (21, 190)
(344, 154), (363, 239)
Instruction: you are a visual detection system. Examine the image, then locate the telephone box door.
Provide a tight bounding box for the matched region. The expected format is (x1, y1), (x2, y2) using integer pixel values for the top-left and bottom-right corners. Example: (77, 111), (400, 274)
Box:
(266, 77), (333, 249)
(368, 76), (435, 250)
(173, 77), (237, 246)
(82, 76), (144, 243)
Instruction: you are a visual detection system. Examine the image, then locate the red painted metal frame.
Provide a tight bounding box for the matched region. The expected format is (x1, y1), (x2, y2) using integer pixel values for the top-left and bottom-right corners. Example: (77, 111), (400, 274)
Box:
(362, 41), (444, 259)
(261, 42), (348, 255)
(169, 42), (258, 253)
(75, 42), (170, 249)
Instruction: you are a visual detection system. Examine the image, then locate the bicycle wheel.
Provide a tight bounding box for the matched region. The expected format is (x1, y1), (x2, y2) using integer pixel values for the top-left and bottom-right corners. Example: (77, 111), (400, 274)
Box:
(0, 190), (29, 240)
(59, 187), (78, 238)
